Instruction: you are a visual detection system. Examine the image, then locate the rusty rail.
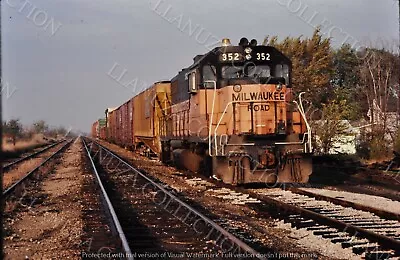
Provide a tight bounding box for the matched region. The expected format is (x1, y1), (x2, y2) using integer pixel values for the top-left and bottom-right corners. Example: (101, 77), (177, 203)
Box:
(82, 138), (134, 260)
(244, 189), (400, 254)
(3, 139), (72, 198)
(288, 187), (400, 221)
(3, 139), (66, 172)
(84, 137), (266, 260)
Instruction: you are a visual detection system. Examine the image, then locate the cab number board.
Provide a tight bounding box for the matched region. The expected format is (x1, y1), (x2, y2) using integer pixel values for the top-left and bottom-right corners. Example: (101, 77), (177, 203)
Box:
(220, 52), (242, 62)
(256, 52), (271, 61)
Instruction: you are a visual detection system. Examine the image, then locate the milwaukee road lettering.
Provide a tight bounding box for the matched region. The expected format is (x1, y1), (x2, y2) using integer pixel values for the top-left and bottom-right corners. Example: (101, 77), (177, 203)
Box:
(232, 92), (285, 102)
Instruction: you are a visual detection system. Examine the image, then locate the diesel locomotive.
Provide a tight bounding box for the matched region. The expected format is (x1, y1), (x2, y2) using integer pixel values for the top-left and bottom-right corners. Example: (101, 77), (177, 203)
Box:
(93, 38), (313, 184)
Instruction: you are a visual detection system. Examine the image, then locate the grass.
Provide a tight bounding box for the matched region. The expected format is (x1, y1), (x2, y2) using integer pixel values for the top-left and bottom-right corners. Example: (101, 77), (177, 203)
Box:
(2, 134), (51, 159)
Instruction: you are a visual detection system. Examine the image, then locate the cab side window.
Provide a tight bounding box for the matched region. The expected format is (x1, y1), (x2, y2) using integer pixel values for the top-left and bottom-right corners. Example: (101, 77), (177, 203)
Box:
(202, 65), (217, 89)
(202, 65), (216, 82)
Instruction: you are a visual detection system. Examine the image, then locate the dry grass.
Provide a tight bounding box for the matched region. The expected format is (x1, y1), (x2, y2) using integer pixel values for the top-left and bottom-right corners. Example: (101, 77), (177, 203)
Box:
(3, 159), (42, 189)
(2, 134), (47, 152)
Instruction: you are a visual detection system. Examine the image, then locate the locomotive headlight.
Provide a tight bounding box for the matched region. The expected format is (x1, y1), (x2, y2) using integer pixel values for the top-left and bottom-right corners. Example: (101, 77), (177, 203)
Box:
(233, 84), (242, 92)
(245, 54), (252, 60)
(244, 47), (252, 54)
(276, 83), (283, 91)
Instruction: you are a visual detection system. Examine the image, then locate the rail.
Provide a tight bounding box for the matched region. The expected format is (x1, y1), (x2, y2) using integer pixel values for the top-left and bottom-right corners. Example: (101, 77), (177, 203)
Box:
(288, 187), (400, 221)
(3, 139), (66, 172)
(3, 139), (72, 198)
(244, 189), (400, 254)
(82, 138), (134, 260)
(84, 137), (265, 259)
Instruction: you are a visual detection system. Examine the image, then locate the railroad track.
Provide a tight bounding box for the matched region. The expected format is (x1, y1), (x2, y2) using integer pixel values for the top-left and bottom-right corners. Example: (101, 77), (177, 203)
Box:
(180, 178), (400, 259)
(246, 188), (400, 259)
(82, 137), (266, 259)
(82, 137), (133, 259)
(3, 139), (72, 199)
(3, 140), (66, 172)
(88, 138), (400, 259)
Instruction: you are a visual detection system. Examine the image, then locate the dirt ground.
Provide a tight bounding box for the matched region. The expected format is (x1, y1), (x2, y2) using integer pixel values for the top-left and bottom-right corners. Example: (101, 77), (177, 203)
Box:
(4, 139), (84, 259)
(3, 142), (67, 190)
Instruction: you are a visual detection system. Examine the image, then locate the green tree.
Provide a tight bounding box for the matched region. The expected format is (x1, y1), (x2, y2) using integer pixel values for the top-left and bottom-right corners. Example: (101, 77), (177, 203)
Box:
(264, 28), (334, 106)
(312, 100), (353, 154)
(332, 44), (359, 88)
(4, 119), (22, 145)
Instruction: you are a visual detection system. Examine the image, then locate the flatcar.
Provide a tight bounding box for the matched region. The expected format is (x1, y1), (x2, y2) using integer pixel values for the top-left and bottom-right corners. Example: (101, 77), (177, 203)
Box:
(99, 38), (313, 184)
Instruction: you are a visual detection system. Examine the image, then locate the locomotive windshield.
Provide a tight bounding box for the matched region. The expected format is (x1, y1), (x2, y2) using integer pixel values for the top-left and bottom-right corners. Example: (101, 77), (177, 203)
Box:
(221, 65), (271, 79)
(194, 44), (291, 88)
(220, 63), (289, 85)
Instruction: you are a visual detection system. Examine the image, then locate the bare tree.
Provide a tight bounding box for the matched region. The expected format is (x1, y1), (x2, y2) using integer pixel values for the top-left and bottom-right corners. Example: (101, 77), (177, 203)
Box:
(358, 48), (399, 138)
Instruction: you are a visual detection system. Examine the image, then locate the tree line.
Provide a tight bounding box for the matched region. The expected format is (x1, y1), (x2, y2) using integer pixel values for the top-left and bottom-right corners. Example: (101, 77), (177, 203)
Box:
(3, 119), (69, 145)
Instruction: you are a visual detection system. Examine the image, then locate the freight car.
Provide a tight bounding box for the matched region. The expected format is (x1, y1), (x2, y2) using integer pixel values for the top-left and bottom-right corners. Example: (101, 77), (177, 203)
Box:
(91, 119), (107, 139)
(101, 38), (312, 184)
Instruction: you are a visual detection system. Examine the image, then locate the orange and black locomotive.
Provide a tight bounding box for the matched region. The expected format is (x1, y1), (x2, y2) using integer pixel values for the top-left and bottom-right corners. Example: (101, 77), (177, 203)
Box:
(92, 38), (313, 185)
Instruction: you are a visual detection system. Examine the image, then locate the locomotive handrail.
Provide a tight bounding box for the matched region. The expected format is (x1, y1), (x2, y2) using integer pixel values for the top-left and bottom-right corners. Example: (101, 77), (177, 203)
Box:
(299, 92), (312, 152)
(212, 93), (312, 156)
(205, 80), (217, 156)
(293, 92), (312, 153)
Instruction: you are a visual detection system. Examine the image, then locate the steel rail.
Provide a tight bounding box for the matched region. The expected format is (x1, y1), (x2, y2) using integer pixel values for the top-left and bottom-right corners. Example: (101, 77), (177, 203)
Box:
(86, 137), (266, 260)
(288, 187), (400, 221)
(244, 189), (400, 254)
(3, 139), (66, 172)
(82, 138), (134, 260)
(3, 139), (72, 198)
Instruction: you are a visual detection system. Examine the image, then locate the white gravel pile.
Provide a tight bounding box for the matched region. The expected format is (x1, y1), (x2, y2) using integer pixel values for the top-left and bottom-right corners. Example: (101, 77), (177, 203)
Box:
(184, 177), (215, 190)
(206, 188), (261, 204)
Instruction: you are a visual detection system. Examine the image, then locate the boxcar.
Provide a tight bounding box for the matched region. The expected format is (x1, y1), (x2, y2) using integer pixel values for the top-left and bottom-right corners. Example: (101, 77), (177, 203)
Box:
(91, 121), (99, 138)
(133, 81), (171, 154)
(119, 99), (134, 149)
(107, 109), (117, 143)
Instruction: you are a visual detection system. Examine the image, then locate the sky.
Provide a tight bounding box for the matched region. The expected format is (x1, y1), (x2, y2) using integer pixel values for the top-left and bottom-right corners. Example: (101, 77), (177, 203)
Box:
(1, 0), (399, 132)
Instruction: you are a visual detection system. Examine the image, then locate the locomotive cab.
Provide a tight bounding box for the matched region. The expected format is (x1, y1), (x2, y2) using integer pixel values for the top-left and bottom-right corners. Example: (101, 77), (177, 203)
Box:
(162, 38), (312, 185)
